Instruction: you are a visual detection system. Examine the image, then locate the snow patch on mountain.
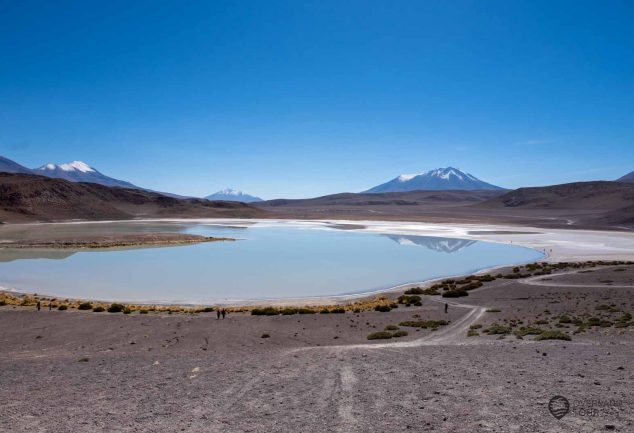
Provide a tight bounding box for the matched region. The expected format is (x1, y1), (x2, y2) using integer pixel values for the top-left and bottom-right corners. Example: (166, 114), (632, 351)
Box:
(39, 161), (96, 173)
(397, 173), (421, 182)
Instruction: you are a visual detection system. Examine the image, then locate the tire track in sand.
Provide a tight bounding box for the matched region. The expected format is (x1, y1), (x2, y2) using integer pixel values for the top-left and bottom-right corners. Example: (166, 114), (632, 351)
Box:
(336, 365), (358, 432)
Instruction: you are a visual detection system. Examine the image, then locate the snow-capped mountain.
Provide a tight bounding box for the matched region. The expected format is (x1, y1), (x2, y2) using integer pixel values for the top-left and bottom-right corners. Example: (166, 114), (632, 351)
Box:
(0, 155), (33, 174)
(365, 167), (503, 193)
(205, 188), (263, 203)
(34, 160), (140, 189)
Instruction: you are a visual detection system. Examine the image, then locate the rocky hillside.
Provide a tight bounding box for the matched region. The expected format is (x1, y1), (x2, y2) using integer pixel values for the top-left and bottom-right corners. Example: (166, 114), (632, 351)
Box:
(0, 173), (265, 222)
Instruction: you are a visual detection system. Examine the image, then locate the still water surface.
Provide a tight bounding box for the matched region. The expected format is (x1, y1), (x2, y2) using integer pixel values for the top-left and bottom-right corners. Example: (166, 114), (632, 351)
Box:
(0, 221), (543, 303)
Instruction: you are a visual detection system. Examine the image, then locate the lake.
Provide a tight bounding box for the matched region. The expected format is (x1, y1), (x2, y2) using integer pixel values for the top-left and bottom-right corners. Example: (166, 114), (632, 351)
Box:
(0, 220), (543, 304)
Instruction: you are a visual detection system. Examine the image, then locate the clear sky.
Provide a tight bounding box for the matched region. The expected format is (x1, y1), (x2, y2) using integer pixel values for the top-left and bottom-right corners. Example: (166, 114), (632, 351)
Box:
(1, 0), (633, 199)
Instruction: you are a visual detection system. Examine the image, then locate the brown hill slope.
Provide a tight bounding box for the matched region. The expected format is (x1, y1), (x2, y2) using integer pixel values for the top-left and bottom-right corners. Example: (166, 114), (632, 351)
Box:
(255, 190), (510, 223)
(0, 173), (265, 222)
(260, 190), (504, 208)
(475, 181), (634, 209)
(256, 183), (634, 230)
(469, 181), (634, 229)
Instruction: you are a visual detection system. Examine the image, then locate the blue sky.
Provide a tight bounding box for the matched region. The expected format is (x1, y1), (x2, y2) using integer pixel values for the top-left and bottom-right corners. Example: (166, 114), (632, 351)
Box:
(1, 0), (633, 199)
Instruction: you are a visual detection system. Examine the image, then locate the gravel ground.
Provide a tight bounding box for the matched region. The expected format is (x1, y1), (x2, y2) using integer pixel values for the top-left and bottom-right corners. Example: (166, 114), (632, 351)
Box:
(1, 266), (633, 433)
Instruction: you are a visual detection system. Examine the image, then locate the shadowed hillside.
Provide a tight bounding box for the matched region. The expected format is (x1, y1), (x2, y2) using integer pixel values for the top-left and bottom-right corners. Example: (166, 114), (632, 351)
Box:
(476, 181), (634, 209)
(0, 173), (265, 222)
(618, 171), (634, 183)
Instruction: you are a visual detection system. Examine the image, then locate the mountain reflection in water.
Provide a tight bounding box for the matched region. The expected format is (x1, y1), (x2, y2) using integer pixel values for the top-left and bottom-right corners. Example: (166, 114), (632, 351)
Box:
(385, 235), (476, 254)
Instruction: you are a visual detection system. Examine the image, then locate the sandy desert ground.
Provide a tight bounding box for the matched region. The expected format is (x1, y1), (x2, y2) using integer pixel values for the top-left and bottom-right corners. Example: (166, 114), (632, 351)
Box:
(1, 267), (633, 432)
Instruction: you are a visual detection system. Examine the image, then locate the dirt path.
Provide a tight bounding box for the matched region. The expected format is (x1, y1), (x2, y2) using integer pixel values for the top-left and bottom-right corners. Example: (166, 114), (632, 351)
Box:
(291, 299), (487, 354)
(520, 267), (634, 289)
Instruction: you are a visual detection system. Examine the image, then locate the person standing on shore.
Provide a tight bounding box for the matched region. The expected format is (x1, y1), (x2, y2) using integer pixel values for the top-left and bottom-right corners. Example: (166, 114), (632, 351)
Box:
(217, 309), (221, 320)
(444, 303), (448, 314)
(221, 309), (226, 319)
(37, 301), (41, 311)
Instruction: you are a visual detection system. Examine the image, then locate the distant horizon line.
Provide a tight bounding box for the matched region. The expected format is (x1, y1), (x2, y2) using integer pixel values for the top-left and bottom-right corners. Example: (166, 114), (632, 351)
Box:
(1, 153), (631, 200)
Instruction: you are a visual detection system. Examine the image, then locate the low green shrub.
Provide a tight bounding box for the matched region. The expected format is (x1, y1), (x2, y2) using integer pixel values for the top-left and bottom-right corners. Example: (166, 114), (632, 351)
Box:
(139, 309), (149, 314)
(587, 317), (612, 327)
(392, 330), (408, 338)
(92, 306), (105, 312)
(58, 305), (68, 311)
(374, 305), (392, 312)
(503, 273), (531, 279)
(455, 277), (474, 285)
(483, 324), (511, 335)
(442, 290), (468, 298)
(397, 295), (422, 305)
(385, 324), (399, 331)
(460, 281), (483, 291)
(399, 320), (448, 329)
(77, 302), (92, 310)
(251, 307), (279, 316)
(107, 303), (125, 313)
(514, 326), (544, 337)
(486, 308), (501, 313)
(261, 333), (270, 338)
(596, 304), (619, 312)
(367, 331), (393, 340)
(404, 287), (424, 295)
(298, 308), (315, 314)
(467, 329), (479, 337)
(421, 288), (440, 295)
(558, 315), (572, 323)
(331, 307), (346, 314)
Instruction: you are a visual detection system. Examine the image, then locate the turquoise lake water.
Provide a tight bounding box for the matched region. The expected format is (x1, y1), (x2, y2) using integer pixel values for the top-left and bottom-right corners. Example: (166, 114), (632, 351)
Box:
(0, 221), (543, 304)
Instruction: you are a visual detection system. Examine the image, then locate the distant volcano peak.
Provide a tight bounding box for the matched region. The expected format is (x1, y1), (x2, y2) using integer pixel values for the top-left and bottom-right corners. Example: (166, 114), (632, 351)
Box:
(365, 167), (503, 193)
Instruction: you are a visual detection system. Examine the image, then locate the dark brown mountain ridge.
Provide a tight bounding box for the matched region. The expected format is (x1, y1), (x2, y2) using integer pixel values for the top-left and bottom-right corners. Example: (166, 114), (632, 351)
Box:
(0, 173), (265, 222)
